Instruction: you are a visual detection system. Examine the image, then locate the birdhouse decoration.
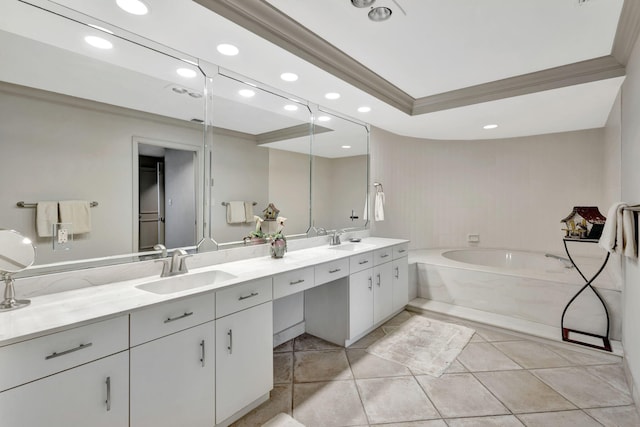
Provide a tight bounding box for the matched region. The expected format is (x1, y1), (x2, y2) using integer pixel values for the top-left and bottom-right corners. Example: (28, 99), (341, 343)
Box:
(561, 206), (606, 240)
(262, 203), (280, 220)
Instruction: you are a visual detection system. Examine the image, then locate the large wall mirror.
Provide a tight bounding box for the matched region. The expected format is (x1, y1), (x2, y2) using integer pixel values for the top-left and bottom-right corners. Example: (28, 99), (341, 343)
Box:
(311, 109), (369, 232)
(0, 1), (206, 270)
(207, 71), (312, 246)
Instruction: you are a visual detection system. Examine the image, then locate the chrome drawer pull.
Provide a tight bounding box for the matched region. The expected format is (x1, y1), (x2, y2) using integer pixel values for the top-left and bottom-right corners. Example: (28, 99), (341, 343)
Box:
(395, 267), (400, 279)
(45, 342), (93, 360)
(200, 340), (206, 367)
(358, 260), (369, 265)
(238, 292), (259, 301)
(289, 279), (305, 285)
(329, 268), (341, 274)
(105, 377), (111, 411)
(380, 254), (390, 258)
(164, 311), (194, 323)
(398, 249), (406, 253)
(377, 274), (381, 287)
(368, 277), (373, 290)
(227, 330), (233, 354)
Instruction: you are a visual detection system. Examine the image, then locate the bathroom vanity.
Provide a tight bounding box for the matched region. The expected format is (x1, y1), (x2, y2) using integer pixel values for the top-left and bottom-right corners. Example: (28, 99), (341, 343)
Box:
(0, 237), (408, 427)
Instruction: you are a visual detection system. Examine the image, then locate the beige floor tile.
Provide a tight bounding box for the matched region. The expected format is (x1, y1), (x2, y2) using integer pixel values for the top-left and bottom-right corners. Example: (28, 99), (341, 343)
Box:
(293, 350), (353, 383)
(585, 405), (640, 427)
(346, 348), (412, 378)
(384, 310), (414, 326)
(475, 370), (576, 413)
(584, 364), (632, 396)
(445, 415), (525, 427)
(348, 327), (386, 349)
(274, 352), (293, 384)
(371, 421), (448, 427)
(415, 373), (509, 418)
(516, 410), (602, 426)
(470, 333), (486, 343)
(293, 380), (368, 427)
(474, 327), (523, 342)
(231, 384), (292, 427)
(262, 412), (305, 427)
(294, 333), (342, 352)
(443, 359), (468, 374)
(492, 341), (575, 369)
(457, 343), (522, 372)
(274, 340), (294, 353)
(548, 345), (622, 366)
(531, 366), (633, 408)
(356, 377), (441, 424)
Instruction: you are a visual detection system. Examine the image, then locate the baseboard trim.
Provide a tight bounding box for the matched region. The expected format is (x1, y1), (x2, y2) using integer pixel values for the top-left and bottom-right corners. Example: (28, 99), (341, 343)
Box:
(273, 321), (305, 347)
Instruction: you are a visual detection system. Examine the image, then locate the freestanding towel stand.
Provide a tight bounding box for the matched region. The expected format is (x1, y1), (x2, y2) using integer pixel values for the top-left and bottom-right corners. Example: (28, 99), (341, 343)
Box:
(560, 238), (612, 352)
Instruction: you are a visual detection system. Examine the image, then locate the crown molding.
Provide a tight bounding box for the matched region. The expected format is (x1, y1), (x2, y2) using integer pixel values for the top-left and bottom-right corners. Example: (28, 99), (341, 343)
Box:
(194, 0), (631, 116)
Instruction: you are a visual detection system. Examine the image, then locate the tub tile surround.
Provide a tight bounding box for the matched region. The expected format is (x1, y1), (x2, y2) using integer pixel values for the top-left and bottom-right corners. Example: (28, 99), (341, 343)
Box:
(233, 311), (640, 427)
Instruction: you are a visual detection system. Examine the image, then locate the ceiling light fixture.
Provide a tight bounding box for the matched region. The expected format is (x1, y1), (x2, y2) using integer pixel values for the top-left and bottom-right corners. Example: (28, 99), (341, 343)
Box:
(341, 145), (352, 149)
(176, 68), (197, 78)
(358, 106), (371, 113)
(280, 72), (298, 82)
(88, 24), (114, 34)
(116, 0), (149, 15)
(217, 43), (239, 56)
(351, 0), (376, 7)
(369, 6), (392, 21)
(284, 104), (299, 111)
(239, 89), (255, 98)
(325, 92), (340, 100)
(483, 124), (498, 130)
(317, 116), (331, 122)
(84, 36), (113, 49)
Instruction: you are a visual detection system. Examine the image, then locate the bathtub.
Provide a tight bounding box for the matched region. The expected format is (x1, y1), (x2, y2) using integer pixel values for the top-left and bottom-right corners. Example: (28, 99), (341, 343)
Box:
(408, 248), (621, 345)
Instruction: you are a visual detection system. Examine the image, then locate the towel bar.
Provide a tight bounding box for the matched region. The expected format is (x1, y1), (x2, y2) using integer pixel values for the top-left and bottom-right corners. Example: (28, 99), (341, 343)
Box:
(221, 201), (257, 206)
(17, 201), (98, 208)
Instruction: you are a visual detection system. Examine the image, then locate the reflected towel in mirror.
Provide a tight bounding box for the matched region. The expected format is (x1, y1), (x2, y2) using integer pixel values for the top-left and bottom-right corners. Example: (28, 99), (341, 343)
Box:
(226, 201), (247, 224)
(375, 191), (385, 221)
(58, 200), (91, 234)
(36, 201), (58, 237)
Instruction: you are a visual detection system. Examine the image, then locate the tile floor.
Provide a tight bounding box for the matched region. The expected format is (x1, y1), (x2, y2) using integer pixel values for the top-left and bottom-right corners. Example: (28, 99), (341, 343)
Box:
(232, 311), (640, 427)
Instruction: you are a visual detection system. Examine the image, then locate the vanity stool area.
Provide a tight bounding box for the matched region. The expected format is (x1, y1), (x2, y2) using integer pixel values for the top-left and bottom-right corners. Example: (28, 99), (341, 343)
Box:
(0, 237), (408, 427)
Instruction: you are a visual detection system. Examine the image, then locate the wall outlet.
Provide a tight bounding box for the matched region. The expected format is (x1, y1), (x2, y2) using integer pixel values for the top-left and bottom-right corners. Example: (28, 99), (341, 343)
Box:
(467, 234), (480, 243)
(53, 223), (72, 251)
(57, 228), (68, 244)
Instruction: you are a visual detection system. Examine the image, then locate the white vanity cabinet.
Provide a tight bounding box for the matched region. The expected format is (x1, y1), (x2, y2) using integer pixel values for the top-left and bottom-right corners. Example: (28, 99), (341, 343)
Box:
(373, 261), (394, 324)
(392, 244), (409, 312)
(349, 267), (374, 339)
(215, 279), (273, 425)
(130, 293), (216, 427)
(0, 316), (129, 427)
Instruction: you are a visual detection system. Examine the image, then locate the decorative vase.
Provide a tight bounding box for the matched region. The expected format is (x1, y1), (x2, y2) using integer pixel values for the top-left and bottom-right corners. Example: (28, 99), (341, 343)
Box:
(244, 236), (266, 245)
(270, 238), (287, 258)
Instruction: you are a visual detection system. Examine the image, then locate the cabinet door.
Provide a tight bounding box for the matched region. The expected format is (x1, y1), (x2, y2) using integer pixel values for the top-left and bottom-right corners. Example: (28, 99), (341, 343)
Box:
(373, 262), (394, 324)
(131, 322), (215, 427)
(392, 256), (409, 312)
(349, 268), (374, 339)
(216, 301), (273, 424)
(0, 351), (128, 427)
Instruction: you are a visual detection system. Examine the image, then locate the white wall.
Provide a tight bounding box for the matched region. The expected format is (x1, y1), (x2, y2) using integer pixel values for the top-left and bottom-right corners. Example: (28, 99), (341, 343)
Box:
(268, 149), (311, 236)
(369, 126), (607, 256)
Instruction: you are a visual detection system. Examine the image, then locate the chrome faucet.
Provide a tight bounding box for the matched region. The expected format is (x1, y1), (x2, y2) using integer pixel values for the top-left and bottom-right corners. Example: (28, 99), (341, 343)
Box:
(153, 244), (167, 258)
(545, 253), (574, 269)
(330, 230), (343, 246)
(158, 248), (191, 277)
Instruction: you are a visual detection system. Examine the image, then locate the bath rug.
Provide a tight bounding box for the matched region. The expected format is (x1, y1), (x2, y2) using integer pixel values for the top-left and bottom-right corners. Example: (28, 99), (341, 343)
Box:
(366, 315), (474, 377)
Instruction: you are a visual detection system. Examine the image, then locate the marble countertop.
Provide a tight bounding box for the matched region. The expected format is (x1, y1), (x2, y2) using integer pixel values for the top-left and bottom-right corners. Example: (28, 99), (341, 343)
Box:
(0, 237), (408, 347)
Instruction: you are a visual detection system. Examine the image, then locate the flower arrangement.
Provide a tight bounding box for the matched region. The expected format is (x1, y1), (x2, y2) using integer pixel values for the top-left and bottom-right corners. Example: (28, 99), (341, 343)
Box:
(269, 217), (287, 258)
(243, 216), (266, 245)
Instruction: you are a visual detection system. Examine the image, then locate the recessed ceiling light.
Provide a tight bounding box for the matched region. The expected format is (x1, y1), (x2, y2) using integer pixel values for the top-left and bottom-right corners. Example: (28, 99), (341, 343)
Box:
(483, 124), (498, 130)
(325, 92), (341, 100)
(317, 116), (331, 122)
(84, 36), (113, 50)
(88, 24), (114, 34)
(357, 106), (371, 113)
(341, 145), (352, 149)
(217, 43), (239, 56)
(176, 68), (197, 78)
(188, 92), (203, 99)
(280, 72), (299, 82)
(369, 6), (392, 21)
(172, 87), (188, 95)
(351, 0), (376, 7)
(284, 104), (298, 111)
(239, 89), (255, 98)
(116, 0), (149, 15)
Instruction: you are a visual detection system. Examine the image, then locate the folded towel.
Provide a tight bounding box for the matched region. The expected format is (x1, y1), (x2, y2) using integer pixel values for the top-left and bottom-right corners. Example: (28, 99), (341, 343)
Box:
(374, 191), (385, 222)
(226, 201), (246, 224)
(599, 202), (636, 258)
(58, 200), (91, 234)
(36, 201), (58, 237)
(244, 201), (254, 223)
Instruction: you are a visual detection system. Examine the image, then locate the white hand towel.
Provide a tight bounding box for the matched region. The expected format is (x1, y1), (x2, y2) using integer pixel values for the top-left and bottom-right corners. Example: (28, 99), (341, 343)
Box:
(374, 191), (385, 222)
(36, 201), (58, 237)
(226, 201), (246, 224)
(623, 208), (637, 258)
(599, 203), (625, 253)
(244, 201), (254, 223)
(58, 200), (91, 234)
(599, 202), (637, 258)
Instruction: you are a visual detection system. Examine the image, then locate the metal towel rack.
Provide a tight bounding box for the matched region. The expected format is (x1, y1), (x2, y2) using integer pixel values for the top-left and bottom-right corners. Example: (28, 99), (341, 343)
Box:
(373, 182), (384, 192)
(221, 201), (257, 206)
(623, 204), (640, 212)
(16, 201), (99, 208)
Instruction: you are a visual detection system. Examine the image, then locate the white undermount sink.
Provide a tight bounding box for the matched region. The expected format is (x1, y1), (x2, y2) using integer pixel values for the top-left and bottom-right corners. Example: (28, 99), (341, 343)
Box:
(327, 243), (376, 252)
(135, 269), (237, 294)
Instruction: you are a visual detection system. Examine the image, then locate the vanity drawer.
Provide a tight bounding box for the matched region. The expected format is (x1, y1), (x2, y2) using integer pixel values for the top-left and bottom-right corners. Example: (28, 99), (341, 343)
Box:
(349, 252), (373, 274)
(315, 258), (349, 286)
(130, 292), (215, 346)
(273, 267), (315, 299)
(350, 252), (374, 274)
(216, 277), (272, 319)
(373, 247), (393, 266)
(393, 243), (409, 259)
(0, 315), (128, 392)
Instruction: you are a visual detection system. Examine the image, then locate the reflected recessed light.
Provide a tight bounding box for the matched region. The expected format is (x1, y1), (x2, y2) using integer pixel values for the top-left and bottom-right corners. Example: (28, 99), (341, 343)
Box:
(280, 72), (298, 82)
(84, 36), (113, 49)
(284, 104), (298, 111)
(369, 6), (392, 21)
(188, 92), (203, 99)
(317, 116), (331, 122)
(116, 0), (149, 15)
(483, 124), (498, 129)
(357, 106), (371, 113)
(88, 24), (114, 34)
(239, 89), (255, 98)
(172, 87), (188, 95)
(177, 68), (197, 78)
(325, 92), (340, 100)
(351, 0), (376, 7)
(217, 43), (239, 56)
(341, 145), (352, 149)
